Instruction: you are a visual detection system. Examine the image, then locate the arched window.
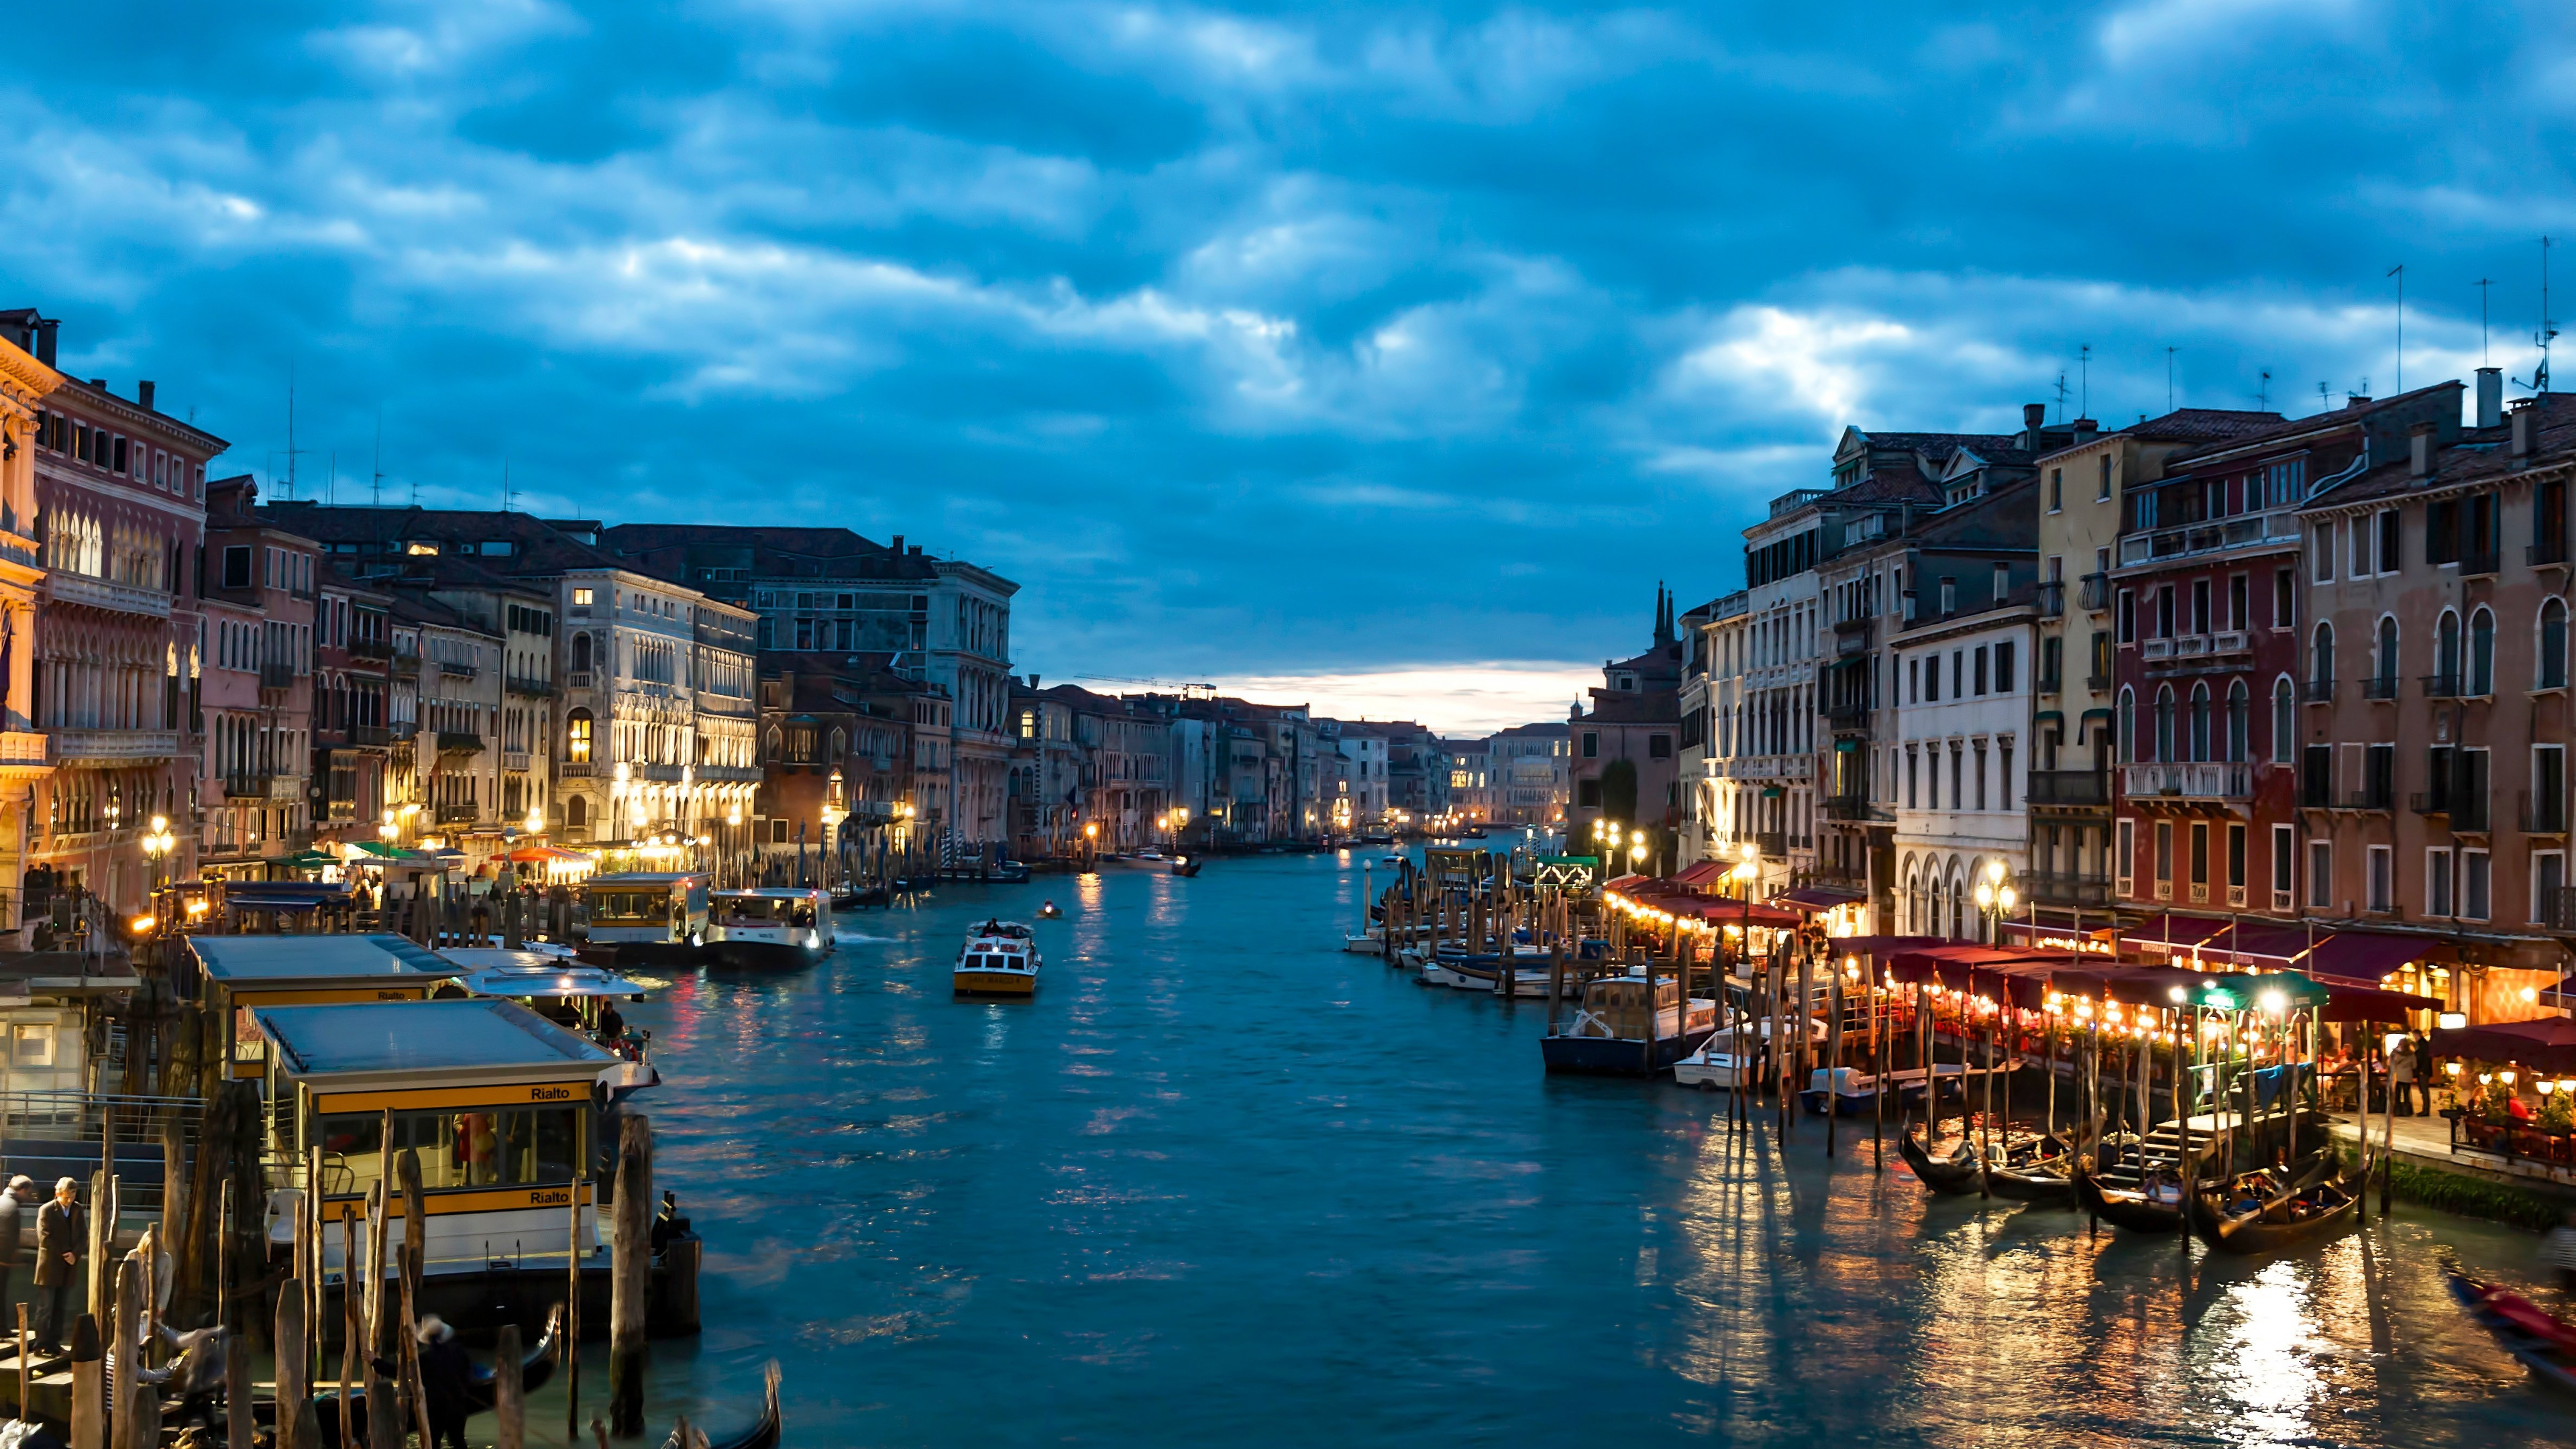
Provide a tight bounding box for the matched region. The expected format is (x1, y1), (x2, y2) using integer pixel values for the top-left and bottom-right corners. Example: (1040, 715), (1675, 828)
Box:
(2437, 609), (2461, 688)
(2189, 682), (2212, 763)
(2471, 607), (2496, 696)
(571, 632), (593, 673)
(2154, 684), (2177, 763)
(566, 795), (587, 829)
(2375, 616), (2399, 690)
(2312, 621), (2335, 686)
(830, 727), (847, 759)
(2544, 599), (2569, 690)
(565, 708), (593, 764)
(2271, 678), (2294, 763)
(2118, 686), (2137, 763)
(2226, 679), (2251, 763)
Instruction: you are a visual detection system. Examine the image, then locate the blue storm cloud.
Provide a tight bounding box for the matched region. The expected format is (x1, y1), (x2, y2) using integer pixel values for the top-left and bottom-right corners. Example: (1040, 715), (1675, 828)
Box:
(5, 1), (2571, 686)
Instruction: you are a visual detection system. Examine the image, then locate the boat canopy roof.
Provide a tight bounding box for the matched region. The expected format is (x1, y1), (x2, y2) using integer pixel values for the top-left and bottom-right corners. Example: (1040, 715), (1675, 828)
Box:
(447, 950), (654, 1000)
(189, 933), (462, 987)
(586, 873), (704, 888)
(257, 998), (615, 1083)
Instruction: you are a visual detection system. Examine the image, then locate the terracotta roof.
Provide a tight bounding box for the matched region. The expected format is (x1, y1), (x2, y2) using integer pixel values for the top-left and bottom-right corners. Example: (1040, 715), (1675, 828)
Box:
(2121, 408), (2288, 443)
(1579, 688), (1680, 724)
(2165, 382), (2464, 469)
(2304, 392), (2576, 511)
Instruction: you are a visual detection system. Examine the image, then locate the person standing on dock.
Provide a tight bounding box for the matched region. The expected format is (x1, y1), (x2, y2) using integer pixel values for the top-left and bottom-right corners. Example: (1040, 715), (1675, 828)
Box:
(2389, 1036), (2419, 1117)
(32, 1177), (80, 1350)
(0, 1175), (30, 1329)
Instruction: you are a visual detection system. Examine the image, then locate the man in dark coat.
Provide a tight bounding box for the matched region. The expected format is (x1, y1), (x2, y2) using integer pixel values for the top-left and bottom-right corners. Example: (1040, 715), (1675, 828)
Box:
(34, 1177), (80, 1350)
(414, 1315), (473, 1449)
(0, 1175), (31, 1328)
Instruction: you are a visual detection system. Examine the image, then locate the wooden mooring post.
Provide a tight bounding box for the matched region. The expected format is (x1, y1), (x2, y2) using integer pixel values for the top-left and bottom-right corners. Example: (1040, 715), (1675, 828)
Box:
(610, 1114), (653, 1436)
(494, 1322), (526, 1449)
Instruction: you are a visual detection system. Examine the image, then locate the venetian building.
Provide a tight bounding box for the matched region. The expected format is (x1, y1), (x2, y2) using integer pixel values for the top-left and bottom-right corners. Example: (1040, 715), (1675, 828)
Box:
(0, 322), (56, 934)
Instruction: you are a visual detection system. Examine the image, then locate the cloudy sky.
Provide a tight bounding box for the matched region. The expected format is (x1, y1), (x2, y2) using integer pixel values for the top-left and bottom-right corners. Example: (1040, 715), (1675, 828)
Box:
(8, 1), (2567, 731)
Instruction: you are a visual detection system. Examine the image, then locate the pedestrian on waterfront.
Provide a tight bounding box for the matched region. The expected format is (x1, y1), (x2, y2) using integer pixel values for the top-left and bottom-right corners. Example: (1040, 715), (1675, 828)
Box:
(2389, 1036), (2418, 1117)
(2546, 1210), (2576, 1293)
(33, 1177), (81, 1350)
(409, 1315), (474, 1449)
(0, 1175), (32, 1327)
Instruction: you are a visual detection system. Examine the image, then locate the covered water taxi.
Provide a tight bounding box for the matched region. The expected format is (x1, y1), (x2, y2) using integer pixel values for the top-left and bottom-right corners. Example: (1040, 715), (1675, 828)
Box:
(182, 934), (466, 1082)
(446, 947), (661, 1102)
(580, 872), (710, 965)
(251, 997), (701, 1336)
(708, 887), (833, 968)
(955, 920), (1042, 998)
(1539, 969), (1717, 1075)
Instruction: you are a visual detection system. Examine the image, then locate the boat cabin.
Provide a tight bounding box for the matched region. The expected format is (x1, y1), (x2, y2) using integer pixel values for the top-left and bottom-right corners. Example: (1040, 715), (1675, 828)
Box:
(252, 998), (621, 1278)
(182, 934), (465, 1081)
(581, 873), (709, 959)
(445, 947), (659, 1098)
(708, 888), (831, 966)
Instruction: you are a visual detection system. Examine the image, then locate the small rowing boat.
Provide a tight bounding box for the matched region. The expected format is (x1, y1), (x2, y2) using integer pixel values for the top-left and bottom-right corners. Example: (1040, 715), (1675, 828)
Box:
(2447, 1269), (2576, 1392)
(1983, 1132), (2076, 1203)
(1898, 1117), (1985, 1195)
(2071, 1152), (2185, 1234)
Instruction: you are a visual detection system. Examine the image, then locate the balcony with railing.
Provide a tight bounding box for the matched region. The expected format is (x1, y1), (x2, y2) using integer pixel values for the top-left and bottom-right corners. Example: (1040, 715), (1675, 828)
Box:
(2025, 770), (2108, 808)
(2300, 678), (2335, 704)
(2117, 507), (2302, 567)
(434, 731), (485, 755)
(2122, 761), (2252, 800)
(2361, 675), (2401, 701)
(2027, 872), (2112, 908)
(431, 659), (478, 680)
(221, 772), (303, 803)
(2412, 790), (2489, 831)
(502, 750), (531, 772)
(2532, 537), (2570, 569)
(1823, 696), (1872, 727)
(505, 674), (555, 698)
(390, 651), (421, 678)
(2543, 887), (2576, 932)
(566, 672), (594, 690)
(1821, 792), (1876, 822)
(2036, 581), (2064, 619)
(2422, 673), (2466, 700)
(558, 761), (595, 777)
(2080, 572), (2111, 612)
(259, 661), (297, 690)
(2521, 790), (2567, 836)
(44, 572), (173, 619)
(1756, 830), (1786, 859)
(350, 637), (394, 661)
(0, 733), (45, 771)
(2085, 672), (2112, 692)
(350, 724), (389, 748)
(433, 802), (480, 826)
(50, 729), (180, 763)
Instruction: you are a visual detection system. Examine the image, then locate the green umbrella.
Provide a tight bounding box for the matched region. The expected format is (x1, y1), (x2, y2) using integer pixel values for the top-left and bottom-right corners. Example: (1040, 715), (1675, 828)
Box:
(280, 849), (338, 870)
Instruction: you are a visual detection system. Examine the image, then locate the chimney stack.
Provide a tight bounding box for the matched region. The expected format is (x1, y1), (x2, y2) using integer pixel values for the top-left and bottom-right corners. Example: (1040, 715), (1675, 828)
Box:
(2347, 394), (2373, 410)
(2072, 417), (2099, 445)
(2476, 367), (2504, 429)
(2512, 401), (2537, 459)
(1029, 674), (1040, 690)
(890, 534), (904, 555)
(2022, 402), (2046, 450)
(2409, 421), (2435, 478)
(137, 380), (155, 413)
(34, 319), (55, 367)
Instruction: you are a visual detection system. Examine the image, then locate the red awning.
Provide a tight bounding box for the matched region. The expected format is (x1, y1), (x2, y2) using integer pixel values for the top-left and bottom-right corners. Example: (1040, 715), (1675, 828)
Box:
(1602, 874), (1652, 893)
(1647, 894), (1804, 928)
(1668, 860), (1731, 889)
(2430, 1016), (2576, 1073)
(1886, 947), (2076, 1008)
(1828, 934), (1949, 957)
(2294, 930), (2437, 987)
(2123, 914), (2231, 954)
(2049, 963), (2236, 1009)
(2318, 982), (2445, 1023)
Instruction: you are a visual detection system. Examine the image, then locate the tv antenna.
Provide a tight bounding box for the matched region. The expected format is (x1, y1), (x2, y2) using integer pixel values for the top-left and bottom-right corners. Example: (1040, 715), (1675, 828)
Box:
(502, 458), (515, 515)
(2053, 370), (2069, 422)
(2079, 343), (2092, 418)
(2166, 346), (2177, 413)
(2257, 369), (2271, 410)
(2519, 236), (2556, 396)
(281, 363), (306, 501)
(2317, 380), (2330, 414)
(2477, 277), (2494, 364)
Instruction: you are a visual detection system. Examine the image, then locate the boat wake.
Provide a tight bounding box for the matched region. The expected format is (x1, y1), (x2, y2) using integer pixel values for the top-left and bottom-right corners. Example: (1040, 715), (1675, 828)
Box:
(834, 930), (901, 945)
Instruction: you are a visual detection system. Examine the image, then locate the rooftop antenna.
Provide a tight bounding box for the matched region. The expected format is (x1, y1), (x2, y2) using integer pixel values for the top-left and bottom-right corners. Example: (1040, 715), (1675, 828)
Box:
(2053, 370), (2070, 423)
(371, 410), (384, 508)
(2387, 263), (2404, 394)
(282, 362), (305, 502)
(2079, 343), (2092, 418)
(2166, 346), (2177, 413)
(327, 451), (336, 506)
(502, 458), (513, 515)
(2520, 236), (2557, 396)
(2477, 276), (2494, 364)
(2257, 368), (2271, 411)
(2318, 380), (2331, 415)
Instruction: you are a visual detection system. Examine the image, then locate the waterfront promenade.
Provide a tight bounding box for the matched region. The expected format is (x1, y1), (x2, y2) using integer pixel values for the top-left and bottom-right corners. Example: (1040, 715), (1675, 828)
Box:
(587, 851), (2561, 1446)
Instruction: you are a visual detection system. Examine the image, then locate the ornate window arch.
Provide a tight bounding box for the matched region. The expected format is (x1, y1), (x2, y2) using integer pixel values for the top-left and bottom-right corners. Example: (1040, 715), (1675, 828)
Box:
(2154, 684), (2177, 763)
(2226, 678), (2251, 763)
(2470, 606), (2496, 696)
(2542, 598), (2569, 691)
(2436, 608), (2462, 686)
(2375, 614), (2400, 690)
(2312, 620), (2335, 686)
(2271, 676), (2296, 763)
(2188, 681), (2212, 763)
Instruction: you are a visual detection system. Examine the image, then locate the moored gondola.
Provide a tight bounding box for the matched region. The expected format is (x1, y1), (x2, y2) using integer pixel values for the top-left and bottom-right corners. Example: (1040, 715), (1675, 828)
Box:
(1897, 1118), (1985, 1195)
(661, 1362), (784, 1449)
(2190, 1154), (2363, 1254)
(2070, 1152), (2186, 1233)
(1983, 1134), (2076, 1203)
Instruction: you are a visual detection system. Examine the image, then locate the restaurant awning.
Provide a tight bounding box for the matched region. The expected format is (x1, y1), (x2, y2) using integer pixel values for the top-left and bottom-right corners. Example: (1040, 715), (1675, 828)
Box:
(2318, 982), (2445, 1023)
(2291, 930), (2436, 987)
(1633, 894), (1805, 929)
(508, 845), (592, 864)
(1668, 860), (1731, 889)
(2123, 914), (2231, 954)
(1773, 885), (1865, 911)
(2430, 1016), (2576, 1073)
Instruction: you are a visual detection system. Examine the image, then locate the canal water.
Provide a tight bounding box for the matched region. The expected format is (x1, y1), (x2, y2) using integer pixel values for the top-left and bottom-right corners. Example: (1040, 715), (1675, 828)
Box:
(541, 852), (2571, 1447)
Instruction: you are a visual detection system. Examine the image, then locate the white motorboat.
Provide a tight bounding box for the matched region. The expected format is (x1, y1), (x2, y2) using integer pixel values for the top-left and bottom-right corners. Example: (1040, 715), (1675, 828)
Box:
(708, 887), (833, 967)
(955, 919), (1042, 998)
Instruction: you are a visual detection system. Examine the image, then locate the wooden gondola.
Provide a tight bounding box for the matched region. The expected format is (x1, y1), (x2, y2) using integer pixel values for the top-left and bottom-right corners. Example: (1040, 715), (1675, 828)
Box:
(1897, 1118), (1986, 1195)
(663, 1362), (784, 1449)
(2447, 1268), (2576, 1392)
(2190, 1154), (2363, 1254)
(2070, 1152), (2186, 1234)
(245, 1305), (565, 1448)
(1982, 1133), (2076, 1203)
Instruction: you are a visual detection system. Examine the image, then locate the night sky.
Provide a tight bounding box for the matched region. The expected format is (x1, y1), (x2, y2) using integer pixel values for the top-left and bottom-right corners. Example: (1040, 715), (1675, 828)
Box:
(7, 2), (2565, 731)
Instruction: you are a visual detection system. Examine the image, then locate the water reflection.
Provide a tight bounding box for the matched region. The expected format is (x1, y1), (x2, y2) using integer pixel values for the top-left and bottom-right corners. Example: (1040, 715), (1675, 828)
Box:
(596, 857), (2570, 1449)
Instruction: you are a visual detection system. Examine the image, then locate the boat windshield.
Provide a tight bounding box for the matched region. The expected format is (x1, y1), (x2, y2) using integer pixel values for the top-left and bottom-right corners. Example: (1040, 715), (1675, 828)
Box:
(313, 1106), (582, 1195)
(720, 896), (818, 926)
(587, 890), (673, 923)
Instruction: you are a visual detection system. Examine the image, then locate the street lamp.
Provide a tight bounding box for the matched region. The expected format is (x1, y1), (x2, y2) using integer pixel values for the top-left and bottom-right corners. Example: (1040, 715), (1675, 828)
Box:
(1970, 858), (2019, 945)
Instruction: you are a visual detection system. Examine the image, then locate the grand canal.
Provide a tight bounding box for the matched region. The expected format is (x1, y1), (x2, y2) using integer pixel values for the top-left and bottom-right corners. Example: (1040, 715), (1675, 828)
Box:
(561, 851), (2567, 1446)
